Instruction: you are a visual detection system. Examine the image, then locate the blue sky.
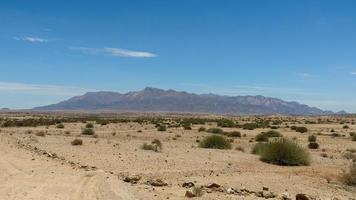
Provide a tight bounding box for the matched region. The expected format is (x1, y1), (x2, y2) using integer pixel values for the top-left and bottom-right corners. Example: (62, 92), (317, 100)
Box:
(1, 0), (356, 112)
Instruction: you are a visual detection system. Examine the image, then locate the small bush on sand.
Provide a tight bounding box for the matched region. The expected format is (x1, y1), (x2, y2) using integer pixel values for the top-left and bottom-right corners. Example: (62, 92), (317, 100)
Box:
(141, 139), (162, 152)
(206, 128), (224, 134)
(251, 142), (267, 155)
(35, 131), (45, 137)
(86, 123), (94, 128)
(56, 123), (64, 129)
(224, 131), (241, 137)
(199, 135), (231, 149)
(157, 125), (167, 132)
(352, 134), (356, 141)
(342, 163), (356, 186)
(82, 128), (95, 135)
(198, 127), (206, 132)
(295, 126), (308, 133)
(343, 125), (350, 129)
(308, 142), (319, 149)
(71, 138), (83, 145)
(264, 130), (282, 137)
(258, 138), (310, 166)
(308, 135), (317, 142)
(255, 133), (269, 142)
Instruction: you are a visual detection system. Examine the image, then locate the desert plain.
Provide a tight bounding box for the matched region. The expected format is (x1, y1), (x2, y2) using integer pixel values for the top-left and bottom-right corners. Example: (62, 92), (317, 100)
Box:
(0, 113), (355, 200)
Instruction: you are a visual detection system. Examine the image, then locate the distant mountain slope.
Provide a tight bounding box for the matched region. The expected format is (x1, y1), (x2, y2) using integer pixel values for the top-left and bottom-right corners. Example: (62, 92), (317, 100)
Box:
(34, 87), (334, 115)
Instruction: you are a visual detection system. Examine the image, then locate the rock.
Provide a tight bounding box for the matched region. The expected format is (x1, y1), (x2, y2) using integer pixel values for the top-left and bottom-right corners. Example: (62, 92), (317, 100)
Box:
(123, 175), (141, 184)
(226, 187), (235, 194)
(182, 182), (195, 188)
(205, 183), (221, 189)
(263, 191), (277, 199)
(281, 192), (292, 200)
(147, 179), (168, 187)
(185, 191), (195, 198)
(296, 194), (310, 200)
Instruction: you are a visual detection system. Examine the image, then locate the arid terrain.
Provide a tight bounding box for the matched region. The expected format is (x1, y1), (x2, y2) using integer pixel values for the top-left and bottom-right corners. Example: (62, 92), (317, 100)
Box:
(0, 113), (355, 200)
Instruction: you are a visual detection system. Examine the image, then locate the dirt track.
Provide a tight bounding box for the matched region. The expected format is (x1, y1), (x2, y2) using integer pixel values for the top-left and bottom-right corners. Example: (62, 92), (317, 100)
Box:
(0, 134), (138, 200)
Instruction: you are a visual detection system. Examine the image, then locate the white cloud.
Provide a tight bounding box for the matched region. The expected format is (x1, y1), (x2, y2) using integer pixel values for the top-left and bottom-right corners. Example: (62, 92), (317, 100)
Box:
(70, 46), (157, 58)
(14, 36), (48, 43)
(351, 72), (356, 75)
(0, 82), (90, 96)
(296, 72), (313, 78)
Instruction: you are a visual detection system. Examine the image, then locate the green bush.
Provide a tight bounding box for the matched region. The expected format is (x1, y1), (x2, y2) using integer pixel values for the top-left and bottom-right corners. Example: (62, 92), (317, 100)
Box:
(352, 134), (356, 141)
(199, 135), (231, 149)
(255, 133), (269, 142)
(206, 127), (224, 134)
(264, 130), (282, 137)
(308, 142), (319, 149)
(82, 128), (95, 135)
(141, 139), (162, 152)
(342, 163), (356, 186)
(85, 123), (94, 128)
(258, 138), (310, 166)
(295, 126), (308, 133)
(251, 142), (267, 155)
(217, 119), (236, 128)
(224, 131), (241, 137)
(343, 125), (350, 129)
(308, 135), (317, 142)
(157, 125), (167, 131)
(56, 123), (64, 129)
(198, 127), (206, 132)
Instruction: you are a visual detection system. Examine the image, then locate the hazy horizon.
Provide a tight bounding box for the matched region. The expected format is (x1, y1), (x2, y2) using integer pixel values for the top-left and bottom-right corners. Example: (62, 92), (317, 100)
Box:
(1, 1), (356, 112)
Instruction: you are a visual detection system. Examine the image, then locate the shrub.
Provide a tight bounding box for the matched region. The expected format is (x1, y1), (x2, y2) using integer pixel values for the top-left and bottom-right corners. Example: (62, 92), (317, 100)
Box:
(35, 131), (45, 137)
(71, 138), (83, 145)
(86, 123), (94, 128)
(255, 133), (269, 142)
(308, 142), (319, 149)
(157, 125), (167, 131)
(56, 123), (64, 129)
(183, 123), (192, 130)
(308, 135), (317, 142)
(295, 126), (308, 133)
(258, 138), (310, 166)
(350, 132), (355, 137)
(251, 142), (267, 155)
(198, 127), (206, 132)
(290, 126), (297, 130)
(199, 135), (231, 149)
(343, 125), (350, 129)
(242, 123), (259, 130)
(82, 128), (95, 135)
(264, 130), (282, 137)
(142, 139), (162, 152)
(342, 163), (356, 186)
(217, 119), (236, 128)
(206, 128), (224, 134)
(224, 131), (241, 137)
(352, 134), (356, 141)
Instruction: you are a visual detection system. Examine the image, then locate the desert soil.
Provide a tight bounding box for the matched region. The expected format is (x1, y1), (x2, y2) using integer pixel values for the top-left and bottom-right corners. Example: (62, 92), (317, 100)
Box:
(0, 116), (355, 199)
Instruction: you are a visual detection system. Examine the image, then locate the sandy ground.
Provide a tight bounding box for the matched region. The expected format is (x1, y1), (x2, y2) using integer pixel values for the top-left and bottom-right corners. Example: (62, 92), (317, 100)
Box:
(0, 117), (355, 199)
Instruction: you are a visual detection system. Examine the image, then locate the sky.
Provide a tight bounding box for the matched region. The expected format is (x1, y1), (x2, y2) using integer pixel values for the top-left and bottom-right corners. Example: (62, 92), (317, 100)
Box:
(1, 0), (356, 112)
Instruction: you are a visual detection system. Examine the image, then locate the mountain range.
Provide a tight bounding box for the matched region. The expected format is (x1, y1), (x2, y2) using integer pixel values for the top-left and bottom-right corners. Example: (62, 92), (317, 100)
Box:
(32, 87), (344, 115)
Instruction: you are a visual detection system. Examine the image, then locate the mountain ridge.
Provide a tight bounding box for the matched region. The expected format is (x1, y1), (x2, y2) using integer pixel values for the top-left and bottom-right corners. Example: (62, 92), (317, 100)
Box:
(34, 87), (339, 115)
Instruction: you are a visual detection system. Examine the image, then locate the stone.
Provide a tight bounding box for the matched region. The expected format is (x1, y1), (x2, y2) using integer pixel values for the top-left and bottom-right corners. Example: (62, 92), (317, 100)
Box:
(182, 182), (195, 188)
(123, 175), (141, 184)
(185, 191), (195, 198)
(296, 194), (310, 200)
(147, 179), (168, 187)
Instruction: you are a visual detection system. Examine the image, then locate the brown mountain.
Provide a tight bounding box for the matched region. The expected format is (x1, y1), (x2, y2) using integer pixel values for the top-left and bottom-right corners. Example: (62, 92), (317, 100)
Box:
(34, 87), (334, 115)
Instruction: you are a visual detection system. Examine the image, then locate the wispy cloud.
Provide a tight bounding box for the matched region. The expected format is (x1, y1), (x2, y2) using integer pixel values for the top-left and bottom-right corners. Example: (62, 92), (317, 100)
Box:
(296, 72), (313, 78)
(70, 46), (157, 58)
(351, 72), (356, 75)
(0, 82), (91, 96)
(14, 36), (48, 43)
